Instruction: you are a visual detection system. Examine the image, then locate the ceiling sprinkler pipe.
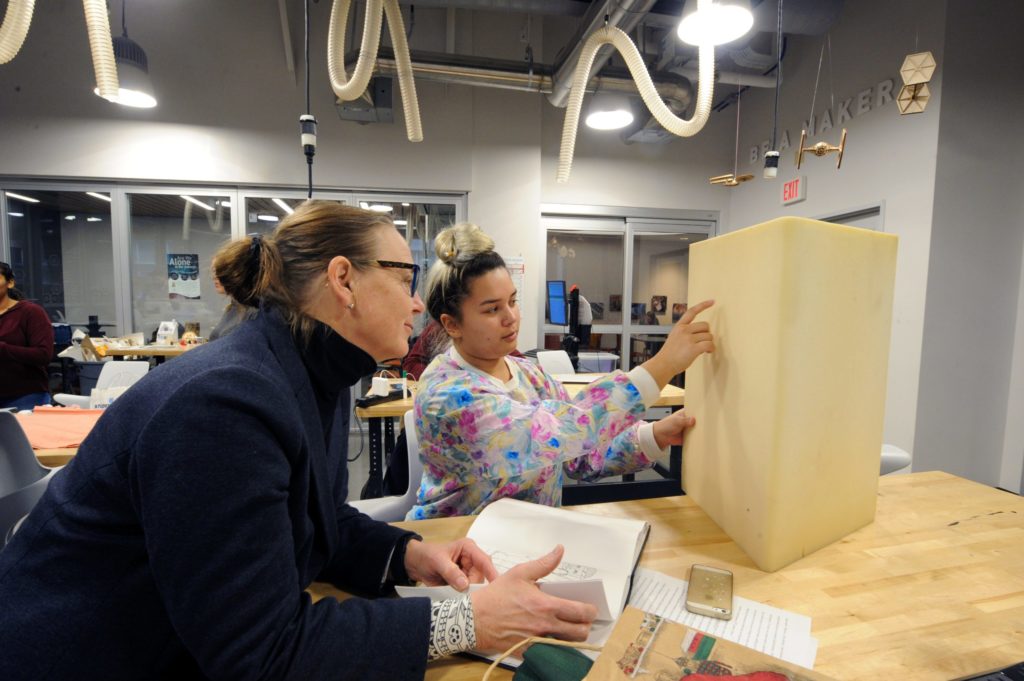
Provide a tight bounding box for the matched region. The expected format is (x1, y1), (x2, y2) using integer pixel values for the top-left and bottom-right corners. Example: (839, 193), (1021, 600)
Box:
(328, 0), (423, 142)
(82, 0), (119, 100)
(557, 11), (714, 183)
(0, 0), (34, 64)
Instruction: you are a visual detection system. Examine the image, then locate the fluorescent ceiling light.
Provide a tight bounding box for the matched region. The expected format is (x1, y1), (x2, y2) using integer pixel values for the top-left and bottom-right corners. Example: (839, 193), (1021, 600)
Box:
(217, 200), (232, 208)
(257, 214), (279, 222)
(394, 219), (408, 226)
(401, 202), (410, 207)
(87, 217), (103, 222)
(359, 201), (370, 209)
(6, 191), (39, 203)
(586, 109), (634, 130)
(272, 198), (294, 215)
(369, 204), (393, 212)
(65, 215), (77, 221)
(86, 191), (112, 202)
(677, 0), (754, 47)
(8, 212), (24, 217)
(585, 93), (635, 130)
(180, 195), (214, 211)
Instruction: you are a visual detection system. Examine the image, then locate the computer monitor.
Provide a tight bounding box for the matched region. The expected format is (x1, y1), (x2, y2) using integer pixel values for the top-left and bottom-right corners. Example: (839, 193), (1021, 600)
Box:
(547, 280), (568, 325)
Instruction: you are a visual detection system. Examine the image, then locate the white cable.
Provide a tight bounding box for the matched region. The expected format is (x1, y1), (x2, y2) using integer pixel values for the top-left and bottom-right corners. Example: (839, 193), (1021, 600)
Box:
(327, 0), (422, 142)
(557, 4), (715, 183)
(82, 0), (118, 101)
(0, 0), (34, 64)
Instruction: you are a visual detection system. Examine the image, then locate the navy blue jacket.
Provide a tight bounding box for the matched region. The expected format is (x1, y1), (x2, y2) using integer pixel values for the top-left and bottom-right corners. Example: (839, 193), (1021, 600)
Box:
(0, 309), (431, 680)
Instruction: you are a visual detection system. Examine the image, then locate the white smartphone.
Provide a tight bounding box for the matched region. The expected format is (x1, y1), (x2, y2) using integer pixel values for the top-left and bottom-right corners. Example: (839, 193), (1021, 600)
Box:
(685, 564), (734, 620)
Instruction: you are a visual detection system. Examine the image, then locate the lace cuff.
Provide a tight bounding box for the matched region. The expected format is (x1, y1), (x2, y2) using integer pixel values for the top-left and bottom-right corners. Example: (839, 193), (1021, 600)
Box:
(427, 594), (477, 660)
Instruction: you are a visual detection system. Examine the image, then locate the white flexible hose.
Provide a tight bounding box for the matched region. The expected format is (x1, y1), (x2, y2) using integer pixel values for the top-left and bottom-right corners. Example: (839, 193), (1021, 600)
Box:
(0, 0), (34, 64)
(557, 21), (715, 183)
(82, 0), (118, 101)
(328, 0), (422, 142)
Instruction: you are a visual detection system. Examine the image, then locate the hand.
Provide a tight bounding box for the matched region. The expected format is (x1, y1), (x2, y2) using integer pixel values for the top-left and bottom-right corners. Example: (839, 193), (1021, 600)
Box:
(404, 538), (499, 591)
(469, 545), (597, 653)
(652, 408), (696, 449)
(642, 299), (715, 387)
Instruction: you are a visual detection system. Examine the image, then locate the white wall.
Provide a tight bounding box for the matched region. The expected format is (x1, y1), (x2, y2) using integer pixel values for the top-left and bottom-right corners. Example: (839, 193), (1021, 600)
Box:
(725, 0), (948, 461)
(914, 0), (1024, 488)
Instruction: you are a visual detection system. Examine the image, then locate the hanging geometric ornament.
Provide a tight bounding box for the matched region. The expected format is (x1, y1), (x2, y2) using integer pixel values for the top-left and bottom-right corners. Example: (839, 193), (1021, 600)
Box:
(897, 83), (931, 114)
(900, 51), (936, 85)
(898, 50), (936, 115)
(796, 128), (847, 169)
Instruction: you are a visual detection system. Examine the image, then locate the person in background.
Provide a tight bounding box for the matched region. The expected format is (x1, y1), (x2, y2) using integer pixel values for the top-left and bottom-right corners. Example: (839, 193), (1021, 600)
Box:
(0, 203), (597, 680)
(576, 291), (593, 348)
(207, 254), (256, 341)
(0, 261), (55, 410)
(401, 318), (451, 380)
(409, 223), (714, 519)
(403, 317), (526, 380)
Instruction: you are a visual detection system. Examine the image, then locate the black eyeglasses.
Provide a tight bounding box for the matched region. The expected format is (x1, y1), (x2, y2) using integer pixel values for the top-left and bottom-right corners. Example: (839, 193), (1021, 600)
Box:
(363, 260), (420, 296)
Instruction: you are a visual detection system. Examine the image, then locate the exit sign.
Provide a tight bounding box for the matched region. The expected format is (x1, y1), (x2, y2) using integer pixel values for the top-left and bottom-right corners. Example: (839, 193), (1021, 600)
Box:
(782, 176), (807, 205)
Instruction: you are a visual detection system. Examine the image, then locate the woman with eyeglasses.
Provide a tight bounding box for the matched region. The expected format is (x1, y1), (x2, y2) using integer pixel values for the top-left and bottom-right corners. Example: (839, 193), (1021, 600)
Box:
(0, 202), (597, 680)
(408, 222), (714, 519)
(0, 261), (55, 410)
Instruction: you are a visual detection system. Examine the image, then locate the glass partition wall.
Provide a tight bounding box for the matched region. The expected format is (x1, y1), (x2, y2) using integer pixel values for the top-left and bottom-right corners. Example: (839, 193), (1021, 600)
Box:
(1, 184), (465, 340)
(542, 213), (715, 375)
(2, 187), (117, 333)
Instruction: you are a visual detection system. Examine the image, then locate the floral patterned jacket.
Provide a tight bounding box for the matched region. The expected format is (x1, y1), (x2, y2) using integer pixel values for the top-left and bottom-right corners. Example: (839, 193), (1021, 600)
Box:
(407, 350), (661, 519)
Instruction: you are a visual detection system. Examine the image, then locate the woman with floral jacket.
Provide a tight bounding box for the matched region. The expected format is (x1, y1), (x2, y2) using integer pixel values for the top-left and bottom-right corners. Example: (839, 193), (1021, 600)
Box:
(409, 223), (715, 519)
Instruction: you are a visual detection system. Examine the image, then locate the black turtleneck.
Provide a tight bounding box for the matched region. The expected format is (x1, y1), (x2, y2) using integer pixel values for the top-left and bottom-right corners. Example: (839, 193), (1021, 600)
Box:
(297, 322), (377, 446)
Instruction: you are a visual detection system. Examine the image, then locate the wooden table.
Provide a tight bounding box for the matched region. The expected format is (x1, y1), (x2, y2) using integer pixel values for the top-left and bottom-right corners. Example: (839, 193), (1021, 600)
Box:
(354, 378), (686, 503)
(105, 345), (194, 364)
(35, 448), (77, 467)
(310, 471), (1024, 681)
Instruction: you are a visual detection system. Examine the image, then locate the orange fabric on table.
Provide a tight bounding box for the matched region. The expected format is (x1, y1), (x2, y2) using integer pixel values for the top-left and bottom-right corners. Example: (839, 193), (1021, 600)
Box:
(16, 406), (105, 449)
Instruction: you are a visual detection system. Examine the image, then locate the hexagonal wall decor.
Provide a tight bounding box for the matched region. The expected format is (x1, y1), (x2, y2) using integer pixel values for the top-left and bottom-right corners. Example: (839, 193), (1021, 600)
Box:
(897, 82), (931, 114)
(900, 51), (937, 85)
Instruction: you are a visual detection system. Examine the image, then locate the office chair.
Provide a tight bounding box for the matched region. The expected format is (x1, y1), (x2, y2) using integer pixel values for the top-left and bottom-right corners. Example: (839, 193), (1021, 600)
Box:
(880, 444), (912, 475)
(349, 409), (424, 522)
(53, 360), (149, 408)
(0, 411), (60, 545)
(536, 350), (576, 375)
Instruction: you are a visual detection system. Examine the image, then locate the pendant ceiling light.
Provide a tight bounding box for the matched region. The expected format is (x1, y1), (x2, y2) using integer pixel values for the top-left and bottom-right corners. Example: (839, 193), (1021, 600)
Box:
(585, 93), (634, 131)
(677, 0), (754, 47)
(93, 1), (156, 108)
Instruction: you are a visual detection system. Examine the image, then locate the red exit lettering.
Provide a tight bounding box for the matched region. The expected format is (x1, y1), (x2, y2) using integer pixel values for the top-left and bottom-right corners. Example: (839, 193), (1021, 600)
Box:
(782, 176), (806, 205)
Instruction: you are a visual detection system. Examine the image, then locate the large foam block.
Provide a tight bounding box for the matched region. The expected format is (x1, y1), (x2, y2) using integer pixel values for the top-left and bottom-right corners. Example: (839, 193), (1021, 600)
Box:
(683, 216), (898, 572)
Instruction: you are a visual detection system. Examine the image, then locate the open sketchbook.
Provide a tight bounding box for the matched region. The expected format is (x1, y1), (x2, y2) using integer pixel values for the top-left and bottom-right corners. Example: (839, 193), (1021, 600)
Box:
(396, 498), (650, 661)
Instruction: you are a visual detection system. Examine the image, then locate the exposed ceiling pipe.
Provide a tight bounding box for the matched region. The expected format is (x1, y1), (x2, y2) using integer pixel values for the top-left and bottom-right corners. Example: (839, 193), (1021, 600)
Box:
(365, 54), (692, 110)
(673, 66), (775, 88)
(396, 0), (589, 16)
(547, 0), (659, 108)
(277, 0), (295, 76)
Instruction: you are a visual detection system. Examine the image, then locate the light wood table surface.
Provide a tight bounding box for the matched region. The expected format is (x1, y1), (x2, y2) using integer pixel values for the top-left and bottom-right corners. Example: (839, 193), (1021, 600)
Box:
(34, 448), (78, 467)
(103, 345), (195, 363)
(311, 471), (1024, 681)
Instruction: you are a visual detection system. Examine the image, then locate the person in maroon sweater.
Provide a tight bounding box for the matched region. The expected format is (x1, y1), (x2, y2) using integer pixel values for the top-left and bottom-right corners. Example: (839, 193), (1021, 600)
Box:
(0, 262), (54, 410)
(402, 318), (524, 380)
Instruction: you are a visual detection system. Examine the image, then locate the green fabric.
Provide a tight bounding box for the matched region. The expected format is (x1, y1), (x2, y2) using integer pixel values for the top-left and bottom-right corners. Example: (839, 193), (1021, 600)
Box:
(513, 643), (594, 681)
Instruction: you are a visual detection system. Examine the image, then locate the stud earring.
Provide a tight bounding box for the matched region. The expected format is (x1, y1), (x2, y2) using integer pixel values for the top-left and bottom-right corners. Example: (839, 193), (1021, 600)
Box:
(347, 303), (355, 310)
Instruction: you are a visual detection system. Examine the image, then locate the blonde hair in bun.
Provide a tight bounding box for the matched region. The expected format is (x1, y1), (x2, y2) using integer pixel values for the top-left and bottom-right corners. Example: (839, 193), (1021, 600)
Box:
(425, 222), (506, 324)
